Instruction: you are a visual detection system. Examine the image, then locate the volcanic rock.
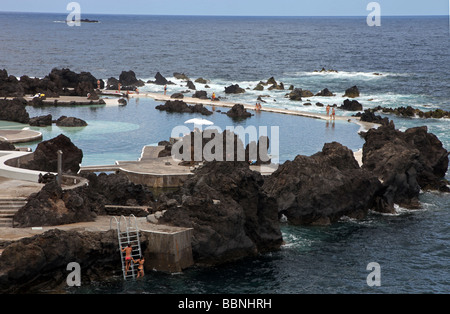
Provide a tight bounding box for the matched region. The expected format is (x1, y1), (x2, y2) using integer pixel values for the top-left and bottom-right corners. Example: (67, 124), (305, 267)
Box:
(361, 123), (449, 212)
(118, 70), (145, 87)
(0, 229), (120, 293)
(224, 84), (245, 94)
(186, 80), (196, 90)
(353, 110), (389, 125)
(170, 92), (184, 99)
(29, 114), (53, 127)
(0, 140), (16, 151)
(192, 90), (208, 99)
(0, 98), (30, 124)
(263, 142), (381, 225)
(344, 85), (360, 98)
(55, 116), (88, 127)
(173, 72), (189, 80)
(226, 104), (252, 119)
(340, 99), (363, 111)
(19, 134), (83, 174)
(155, 100), (213, 116)
(157, 161), (283, 265)
(153, 72), (174, 85)
(315, 88), (335, 96)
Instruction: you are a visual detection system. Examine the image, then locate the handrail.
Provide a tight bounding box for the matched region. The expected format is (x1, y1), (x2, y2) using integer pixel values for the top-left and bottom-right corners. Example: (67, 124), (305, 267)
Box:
(109, 216), (119, 230)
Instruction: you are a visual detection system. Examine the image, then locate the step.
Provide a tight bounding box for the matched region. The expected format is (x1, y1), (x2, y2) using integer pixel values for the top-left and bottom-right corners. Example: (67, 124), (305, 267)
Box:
(0, 205), (25, 210)
(0, 198), (27, 202)
(0, 219), (12, 228)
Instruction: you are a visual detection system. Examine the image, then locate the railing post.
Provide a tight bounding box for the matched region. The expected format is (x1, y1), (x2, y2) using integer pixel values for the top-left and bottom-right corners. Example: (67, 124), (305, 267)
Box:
(57, 150), (63, 187)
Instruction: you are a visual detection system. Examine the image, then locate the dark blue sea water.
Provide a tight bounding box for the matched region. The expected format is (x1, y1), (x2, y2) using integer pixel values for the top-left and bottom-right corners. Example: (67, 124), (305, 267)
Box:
(0, 12), (449, 294)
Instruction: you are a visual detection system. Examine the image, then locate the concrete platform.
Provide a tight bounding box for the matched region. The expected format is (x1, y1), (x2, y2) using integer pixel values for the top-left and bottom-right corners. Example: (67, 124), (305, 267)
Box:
(0, 129), (42, 144)
(0, 215), (194, 273)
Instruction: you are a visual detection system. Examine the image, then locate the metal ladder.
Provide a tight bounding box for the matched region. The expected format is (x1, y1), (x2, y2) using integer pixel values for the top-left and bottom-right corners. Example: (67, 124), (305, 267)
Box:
(110, 215), (143, 280)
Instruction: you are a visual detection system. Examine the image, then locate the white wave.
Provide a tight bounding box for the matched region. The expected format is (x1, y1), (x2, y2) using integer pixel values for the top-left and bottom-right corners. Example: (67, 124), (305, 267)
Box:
(284, 70), (412, 80)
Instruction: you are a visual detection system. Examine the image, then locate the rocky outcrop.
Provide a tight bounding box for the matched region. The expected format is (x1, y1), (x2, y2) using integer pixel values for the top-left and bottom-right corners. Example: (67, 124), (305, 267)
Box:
(315, 88), (335, 96)
(55, 116), (88, 127)
(314, 67), (338, 73)
(192, 90), (208, 99)
(14, 172), (154, 228)
(173, 72), (189, 80)
(253, 83), (264, 91)
(361, 123), (449, 212)
(0, 98), (30, 124)
(288, 88), (315, 101)
(0, 68), (104, 98)
(107, 71), (144, 90)
(369, 106), (450, 119)
(353, 110), (389, 125)
(226, 104), (252, 119)
(46, 68), (101, 96)
(0, 69), (24, 97)
(265, 77), (284, 90)
(19, 134), (83, 174)
(170, 92), (184, 99)
(29, 114), (53, 126)
(118, 70), (145, 87)
(340, 99), (363, 111)
(224, 84), (245, 94)
(195, 78), (208, 84)
(169, 129), (271, 167)
(81, 172), (155, 209)
(186, 80), (196, 90)
(151, 72), (174, 86)
(344, 86), (360, 98)
(0, 229), (120, 293)
(156, 161), (282, 265)
(263, 142), (382, 225)
(155, 100), (213, 116)
(13, 180), (100, 227)
(0, 140), (16, 151)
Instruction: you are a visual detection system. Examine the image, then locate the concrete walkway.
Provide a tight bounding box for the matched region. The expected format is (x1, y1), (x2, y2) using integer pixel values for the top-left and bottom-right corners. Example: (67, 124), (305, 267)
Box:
(125, 91), (379, 132)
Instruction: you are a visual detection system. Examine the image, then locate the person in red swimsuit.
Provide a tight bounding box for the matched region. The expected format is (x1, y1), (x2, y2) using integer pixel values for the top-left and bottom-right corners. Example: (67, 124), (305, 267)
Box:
(122, 243), (133, 275)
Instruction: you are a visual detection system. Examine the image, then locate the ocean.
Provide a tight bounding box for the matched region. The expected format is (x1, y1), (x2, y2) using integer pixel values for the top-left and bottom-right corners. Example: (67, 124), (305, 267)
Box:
(0, 12), (449, 294)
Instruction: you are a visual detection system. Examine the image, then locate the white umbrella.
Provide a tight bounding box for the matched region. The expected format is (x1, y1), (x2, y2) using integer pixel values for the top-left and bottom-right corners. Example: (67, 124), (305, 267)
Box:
(184, 118), (214, 126)
(184, 118), (214, 131)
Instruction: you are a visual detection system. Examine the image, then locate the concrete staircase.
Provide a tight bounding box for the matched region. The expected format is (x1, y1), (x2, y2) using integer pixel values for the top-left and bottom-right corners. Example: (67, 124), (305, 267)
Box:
(0, 198), (27, 228)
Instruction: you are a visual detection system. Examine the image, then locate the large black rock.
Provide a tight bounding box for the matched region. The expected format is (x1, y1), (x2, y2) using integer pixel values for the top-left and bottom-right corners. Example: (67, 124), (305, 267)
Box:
(263, 142), (381, 225)
(224, 84), (245, 94)
(340, 99), (363, 111)
(362, 122), (449, 212)
(19, 134), (83, 174)
(0, 98), (30, 124)
(157, 161), (282, 265)
(155, 100), (213, 116)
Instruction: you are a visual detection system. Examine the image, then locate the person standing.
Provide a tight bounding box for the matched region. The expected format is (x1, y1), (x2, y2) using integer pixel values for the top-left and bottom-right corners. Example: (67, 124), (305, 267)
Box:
(326, 104), (330, 117)
(164, 84), (167, 95)
(132, 255), (145, 278)
(331, 107), (336, 120)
